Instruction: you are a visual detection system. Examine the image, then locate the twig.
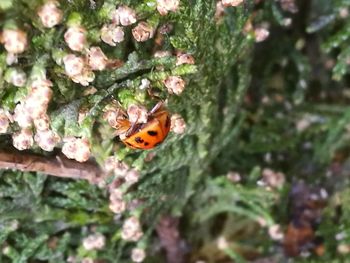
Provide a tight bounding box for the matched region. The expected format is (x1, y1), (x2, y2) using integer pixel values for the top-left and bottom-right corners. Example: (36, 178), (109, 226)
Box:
(0, 148), (105, 184)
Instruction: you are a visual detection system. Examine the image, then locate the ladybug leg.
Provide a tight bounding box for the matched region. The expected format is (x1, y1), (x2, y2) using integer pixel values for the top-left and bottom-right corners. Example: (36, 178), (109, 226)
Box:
(148, 101), (164, 116)
(147, 87), (163, 101)
(126, 111), (141, 137)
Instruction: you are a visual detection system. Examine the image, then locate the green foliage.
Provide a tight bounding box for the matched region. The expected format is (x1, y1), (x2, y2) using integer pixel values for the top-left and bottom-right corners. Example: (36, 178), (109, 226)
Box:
(3, 0), (350, 262)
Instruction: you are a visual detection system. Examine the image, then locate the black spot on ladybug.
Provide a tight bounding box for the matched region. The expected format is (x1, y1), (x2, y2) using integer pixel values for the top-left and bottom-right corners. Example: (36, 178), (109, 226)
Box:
(165, 116), (170, 128)
(135, 137), (144, 143)
(144, 142), (149, 146)
(147, 130), (158, 136)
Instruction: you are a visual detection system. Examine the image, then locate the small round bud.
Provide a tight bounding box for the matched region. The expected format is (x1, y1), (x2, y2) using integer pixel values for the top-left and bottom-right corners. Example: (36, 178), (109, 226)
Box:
(34, 129), (61, 152)
(132, 22), (155, 42)
(139, 79), (150, 90)
(121, 216), (143, 242)
(176, 52), (195, 66)
(12, 129), (34, 150)
(2, 28), (28, 54)
(170, 114), (186, 134)
(254, 27), (270, 42)
(0, 109), (10, 134)
(112, 6), (137, 26)
(87, 46), (108, 71)
(125, 169), (140, 185)
(154, 50), (172, 58)
(109, 198), (127, 214)
(127, 104), (148, 124)
(25, 81), (53, 118)
(82, 233), (106, 251)
(109, 188), (124, 201)
(71, 68), (95, 86)
(100, 24), (125, 46)
(221, 0), (244, 7)
(215, 1), (225, 21)
(103, 108), (124, 128)
(114, 161), (130, 177)
(81, 258), (94, 263)
(268, 224), (284, 240)
(217, 236), (229, 250)
(64, 26), (86, 52)
(75, 137), (91, 162)
(226, 171), (241, 183)
(163, 76), (186, 95)
(5, 68), (26, 87)
(262, 168), (285, 189)
(38, 1), (63, 28)
(338, 244), (350, 254)
(6, 53), (18, 65)
(63, 54), (85, 77)
(13, 103), (32, 128)
(33, 113), (50, 131)
(131, 248), (146, 262)
(62, 137), (91, 162)
(104, 156), (118, 173)
(156, 0), (180, 16)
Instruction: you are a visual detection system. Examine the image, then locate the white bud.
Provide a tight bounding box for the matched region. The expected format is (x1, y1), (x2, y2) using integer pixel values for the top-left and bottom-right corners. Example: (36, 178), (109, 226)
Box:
(0, 109), (10, 134)
(131, 248), (146, 262)
(63, 54), (85, 77)
(125, 169), (140, 185)
(139, 79), (150, 90)
(34, 129), (61, 152)
(156, 0), (180, 16)
(87, 46), (108, 71)
(154, 50), (172, 58)
(82, 233), (106, 251)
(12, 129), (34, 150)
(132, 22), (155, 42)
(6, 53), (18, 65)
(254, 27), (270, 42)
(71, 68), (95, 86)
(101, 24), (125, 46)
(170, 114), (186, 134)
(262, 168), (285, 189)
(2, 29), (27, 54)
(62, 137), (91, 162)
(64, 26), (86, 52)
(127, 104), (148, 124)
(121, 216), (143, 242)
(112, 6), (137, 26)
(268, 224), (284, 240)
(13, 103), (32, 128)
(163, 76), (186, 95)
(109, 198), (127, 214)
(33, 114), (50, 131)
(5, 68), (26, 87)
(38, 1), (63, 28)
(176, 52), (195, 66)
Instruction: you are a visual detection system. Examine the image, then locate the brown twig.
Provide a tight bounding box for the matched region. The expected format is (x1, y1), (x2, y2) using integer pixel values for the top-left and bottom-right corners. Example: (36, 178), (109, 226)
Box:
(0, 148), (105, 184)
(155, 215), (187, 263)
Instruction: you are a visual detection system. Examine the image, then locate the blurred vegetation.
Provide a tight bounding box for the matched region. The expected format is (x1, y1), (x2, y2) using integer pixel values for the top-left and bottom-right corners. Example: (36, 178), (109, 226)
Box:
(2, 0), (350, 262)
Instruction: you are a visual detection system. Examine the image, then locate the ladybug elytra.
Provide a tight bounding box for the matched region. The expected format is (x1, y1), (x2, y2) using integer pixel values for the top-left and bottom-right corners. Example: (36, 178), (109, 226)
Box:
(115, 102), (171, 150)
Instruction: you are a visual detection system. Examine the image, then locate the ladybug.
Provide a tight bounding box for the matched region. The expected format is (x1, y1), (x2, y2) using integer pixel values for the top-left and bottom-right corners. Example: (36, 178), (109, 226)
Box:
(115, 102), (171, 150)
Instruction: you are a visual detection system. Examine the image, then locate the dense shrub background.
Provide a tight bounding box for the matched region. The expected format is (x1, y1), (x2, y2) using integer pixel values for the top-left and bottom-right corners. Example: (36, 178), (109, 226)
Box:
(2, 0), (350, 262)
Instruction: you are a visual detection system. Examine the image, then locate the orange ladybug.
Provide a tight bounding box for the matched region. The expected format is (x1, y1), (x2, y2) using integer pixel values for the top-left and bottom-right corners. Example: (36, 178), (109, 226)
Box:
(115, 102), (171, 150)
